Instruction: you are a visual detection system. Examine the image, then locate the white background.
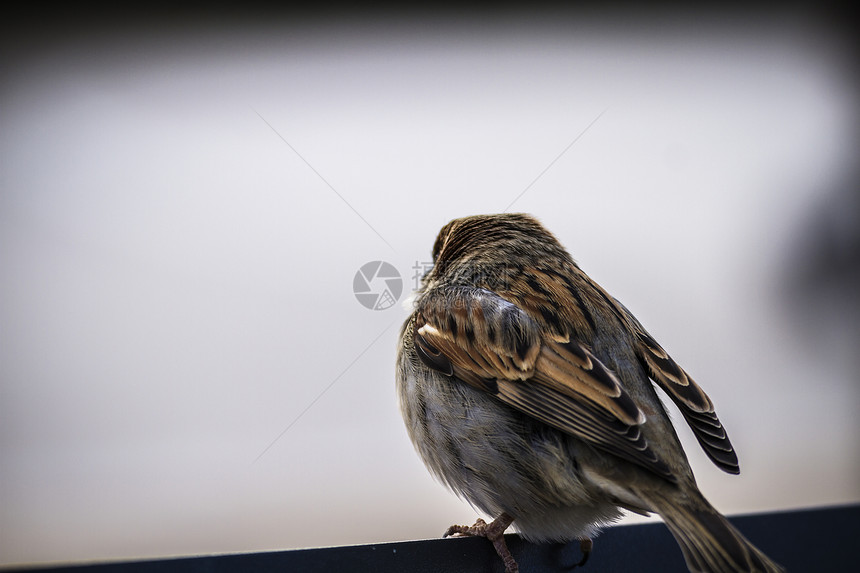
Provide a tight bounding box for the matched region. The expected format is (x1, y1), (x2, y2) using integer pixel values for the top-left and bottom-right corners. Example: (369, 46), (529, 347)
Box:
(2, 9), (857, 566)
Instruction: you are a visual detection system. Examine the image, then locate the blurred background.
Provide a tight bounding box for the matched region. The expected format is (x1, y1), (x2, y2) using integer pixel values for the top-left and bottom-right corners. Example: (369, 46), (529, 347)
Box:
(1, 5), (857, 567)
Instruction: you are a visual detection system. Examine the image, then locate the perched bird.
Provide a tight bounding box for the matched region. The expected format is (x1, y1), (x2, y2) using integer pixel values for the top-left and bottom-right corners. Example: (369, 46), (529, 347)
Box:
(396, 214), (783, 573)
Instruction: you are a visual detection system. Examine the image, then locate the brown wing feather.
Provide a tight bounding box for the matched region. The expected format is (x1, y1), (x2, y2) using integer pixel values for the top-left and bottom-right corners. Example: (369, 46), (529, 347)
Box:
(585, 278), (742, 475)
(413, 287), (676, 482)
(635, 329), (740, 474)
(534, 340), (644, 426)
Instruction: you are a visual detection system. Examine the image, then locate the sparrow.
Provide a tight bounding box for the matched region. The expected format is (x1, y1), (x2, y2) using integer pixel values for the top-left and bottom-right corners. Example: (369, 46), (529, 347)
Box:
(396, 213), (783, 573)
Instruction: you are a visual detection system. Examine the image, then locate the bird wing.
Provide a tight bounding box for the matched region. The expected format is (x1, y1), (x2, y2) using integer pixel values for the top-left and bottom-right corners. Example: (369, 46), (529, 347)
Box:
(591, 290), (740, 475)
(576, 276), (741, 475)
(633, 329), (740, 474)
(413, 286), (676, 482)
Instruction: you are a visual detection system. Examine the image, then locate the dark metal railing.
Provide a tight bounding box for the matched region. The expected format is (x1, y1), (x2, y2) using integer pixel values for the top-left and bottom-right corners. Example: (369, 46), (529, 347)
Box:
(8, 504), (857, 572)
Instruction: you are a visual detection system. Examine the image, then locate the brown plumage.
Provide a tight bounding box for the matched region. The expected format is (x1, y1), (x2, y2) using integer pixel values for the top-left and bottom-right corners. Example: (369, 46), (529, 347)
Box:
(396, 213), (783, 573)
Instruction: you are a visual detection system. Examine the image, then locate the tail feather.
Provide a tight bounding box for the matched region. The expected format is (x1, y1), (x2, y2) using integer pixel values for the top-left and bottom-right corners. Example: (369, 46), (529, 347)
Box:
(642, 489), (784, 573)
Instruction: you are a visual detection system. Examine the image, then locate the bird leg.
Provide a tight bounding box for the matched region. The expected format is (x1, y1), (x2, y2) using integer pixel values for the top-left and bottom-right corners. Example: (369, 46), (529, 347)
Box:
(444, 512), (518, 573)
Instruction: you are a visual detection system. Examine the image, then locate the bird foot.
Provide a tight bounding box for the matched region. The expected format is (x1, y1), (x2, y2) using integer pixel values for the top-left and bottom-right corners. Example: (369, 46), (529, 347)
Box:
(444, 513), (518, 573)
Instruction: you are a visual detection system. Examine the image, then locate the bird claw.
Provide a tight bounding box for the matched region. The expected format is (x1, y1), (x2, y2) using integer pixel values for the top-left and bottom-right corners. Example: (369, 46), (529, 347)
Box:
(443, 513), (518, 572)
(573, 537), (593, 568)
(443, 517), (488, 538)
